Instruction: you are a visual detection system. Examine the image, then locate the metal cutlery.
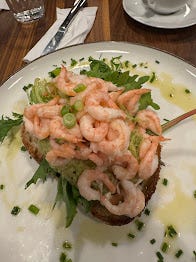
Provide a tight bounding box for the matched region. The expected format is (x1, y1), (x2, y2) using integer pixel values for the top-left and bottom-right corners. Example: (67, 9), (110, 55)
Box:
(41, 0), (86, 56)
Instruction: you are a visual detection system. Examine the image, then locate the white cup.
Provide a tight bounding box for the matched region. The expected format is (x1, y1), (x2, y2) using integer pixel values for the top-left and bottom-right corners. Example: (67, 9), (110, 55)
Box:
(146, 0), (189, 14)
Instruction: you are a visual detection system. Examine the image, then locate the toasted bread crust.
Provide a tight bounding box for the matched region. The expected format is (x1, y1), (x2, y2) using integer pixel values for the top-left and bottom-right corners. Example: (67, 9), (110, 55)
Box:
(21, 124), (161, 226)
(91, 146), (161, 226)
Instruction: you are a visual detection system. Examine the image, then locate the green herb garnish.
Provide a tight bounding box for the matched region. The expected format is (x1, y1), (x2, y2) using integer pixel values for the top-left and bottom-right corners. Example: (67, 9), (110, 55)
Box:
(144, 208), (150, 216)
(156, 251), (164, 261)
(162, 178), (168, 186)
(61, 105), (71, 116)
(0, 113), (23, 143)
(72, 100), (84, 112)
(63, 240), (72, 249)
(193, 190), (196, 198)
(165, 225), (177, 238)
(161, 242), (169, 253)
(111, 242), (118, 247)
(150, 239), (156, 244)
(185, 88), (191, 94)
(11, 206), (21, 216)
(25, 159), (56, 189)
(48, 67), (61, 78)
(175, 249), (183, 258)
(28, 204), (40, 215)
(60, 252), (72, 262)
(128, 233), (135, 239)
(135, 219), (144, 231)
(73, 83), (87, 93)
(0, 184), (4, 190)
(21, 146), (27, 151)
(70, 58), (77, 67)
(149, 72), (156, 83)
(54, 176), (91, 228)
(63, 113), (76, 129)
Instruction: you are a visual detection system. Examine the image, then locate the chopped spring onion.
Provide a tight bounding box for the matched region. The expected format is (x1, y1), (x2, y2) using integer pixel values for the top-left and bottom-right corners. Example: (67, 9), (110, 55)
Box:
(162, 178), (168, 186)
(72, 100), (84, 112)
(28, 204), (40, 215)
(73, 83), (86, 93)
(165, 225), (177, 238)
(70, 58), (77, 67)
(127, 233), (135, 239)
(161, 242), (169, 253)
(63, 113), (76, 129)
(185, 88), (191, 94)
(193, 250), (196, 259)
(175, 249), (183, 258)
(21, 146), (27, 151)
(111, 242), (118, 247)
(135, 219), (144, 231)
(60, 252), (67, 262)
(144, 208), (150, 216)
(11, 206), (21, 216)
(63, 241), (72, 249)
(150, 239), (156, 244)
(156, 251), (164, 261)
(193, 190), (196, 198)
(150, 72), (156, 83)
(61, 105), (71, 116)
(0, 184), (4, 190)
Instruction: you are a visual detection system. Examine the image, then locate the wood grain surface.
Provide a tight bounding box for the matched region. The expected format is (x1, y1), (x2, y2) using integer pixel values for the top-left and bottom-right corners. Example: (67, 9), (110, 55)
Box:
(0, 0), (195, 85)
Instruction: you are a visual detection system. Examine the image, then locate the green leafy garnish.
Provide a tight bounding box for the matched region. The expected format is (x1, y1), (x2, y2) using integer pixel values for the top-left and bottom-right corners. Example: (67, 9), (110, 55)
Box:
(54, 176), (91, 228)
(80, 58), (150, 90)
(48, 67), (61, 78)
(25, 159), (56, 189)
(80, 57), (159, 110)
(0, 113), (23, 143)
(139, 92), (160, 111)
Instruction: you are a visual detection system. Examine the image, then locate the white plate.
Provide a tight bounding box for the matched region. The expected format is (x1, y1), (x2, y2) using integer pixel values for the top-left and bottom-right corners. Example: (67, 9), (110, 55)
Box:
(122, 0), (196, 29)
(0, 42), (196, 262)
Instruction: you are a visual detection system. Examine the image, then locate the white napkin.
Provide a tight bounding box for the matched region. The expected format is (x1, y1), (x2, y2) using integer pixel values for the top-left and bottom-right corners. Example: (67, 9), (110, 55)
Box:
(23, 7), (98, 63)
(0, 1), (9, 10)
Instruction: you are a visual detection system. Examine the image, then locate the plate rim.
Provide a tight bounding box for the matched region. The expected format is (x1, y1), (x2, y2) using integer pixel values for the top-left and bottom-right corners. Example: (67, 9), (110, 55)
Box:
(1, 41), (196, 88)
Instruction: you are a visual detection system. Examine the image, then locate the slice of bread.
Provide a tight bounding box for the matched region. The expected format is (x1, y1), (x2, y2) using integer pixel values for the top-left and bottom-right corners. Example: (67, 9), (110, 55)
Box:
(21, 124), (161, 226)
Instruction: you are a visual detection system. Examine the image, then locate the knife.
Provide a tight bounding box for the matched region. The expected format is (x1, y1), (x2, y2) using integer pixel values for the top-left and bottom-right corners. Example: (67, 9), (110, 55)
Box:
(41, 0), (87, 56)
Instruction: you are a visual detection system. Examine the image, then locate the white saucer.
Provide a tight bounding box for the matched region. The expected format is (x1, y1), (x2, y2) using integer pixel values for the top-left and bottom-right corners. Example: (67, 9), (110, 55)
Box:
(122, 0), (196, 29)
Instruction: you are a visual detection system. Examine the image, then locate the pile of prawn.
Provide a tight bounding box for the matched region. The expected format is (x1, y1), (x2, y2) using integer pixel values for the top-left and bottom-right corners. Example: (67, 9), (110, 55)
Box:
(23, 66), (165, 218)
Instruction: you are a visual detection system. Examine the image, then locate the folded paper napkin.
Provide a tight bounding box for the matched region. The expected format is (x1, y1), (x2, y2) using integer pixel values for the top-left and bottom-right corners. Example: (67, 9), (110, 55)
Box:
(23, 7), (98, 63)
(0, 1), (9, 10)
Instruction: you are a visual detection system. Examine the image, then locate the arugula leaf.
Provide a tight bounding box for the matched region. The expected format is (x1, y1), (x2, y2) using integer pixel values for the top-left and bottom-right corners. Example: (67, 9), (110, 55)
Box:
(139, 92), (160, 110)
(54, 176), (92, 227)
(0, 113), (23, 143)
(81, 58), (150, 91)
(48, 67), (61, 78)
(25, 159), (56, 189)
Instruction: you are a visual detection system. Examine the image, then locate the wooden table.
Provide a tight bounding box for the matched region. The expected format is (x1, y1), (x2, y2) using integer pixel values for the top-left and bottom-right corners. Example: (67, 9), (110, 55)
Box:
(0, 0), (195, 85)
